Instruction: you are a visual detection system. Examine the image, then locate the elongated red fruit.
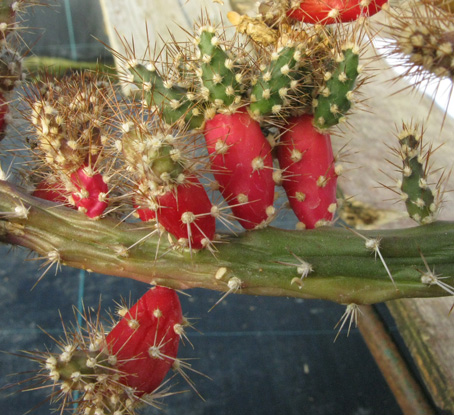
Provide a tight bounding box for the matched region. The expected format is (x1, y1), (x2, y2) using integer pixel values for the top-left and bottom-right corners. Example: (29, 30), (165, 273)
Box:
(277, 114), (337, 229)
(204, 109), (275, 230)
(70, 166), (108, 219)
(33, 179), (72, 205)
(143, 176), (215, 249)
(106, 286), (183, 396)
(287, 0), (387, 24)
(0, 93), (9, 141)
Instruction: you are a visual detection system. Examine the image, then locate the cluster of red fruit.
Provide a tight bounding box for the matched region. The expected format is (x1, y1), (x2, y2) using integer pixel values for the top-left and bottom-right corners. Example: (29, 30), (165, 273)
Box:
(131, 110), (338, 252)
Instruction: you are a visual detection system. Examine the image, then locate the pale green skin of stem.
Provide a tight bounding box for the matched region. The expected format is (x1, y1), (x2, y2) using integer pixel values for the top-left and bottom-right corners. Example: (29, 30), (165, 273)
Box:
(1, 180), (453, 305)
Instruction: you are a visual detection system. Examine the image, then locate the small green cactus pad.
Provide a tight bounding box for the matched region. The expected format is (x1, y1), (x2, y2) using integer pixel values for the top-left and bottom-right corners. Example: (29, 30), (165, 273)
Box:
(128, 63), (204, 129)
(249, 46), (302, 117)
(313, 46), (359, 130)
(196, 28), (242, 108)
(122, 125), (185, 186)
(0, 46), (23, 92)
(398, 128), (437, 224)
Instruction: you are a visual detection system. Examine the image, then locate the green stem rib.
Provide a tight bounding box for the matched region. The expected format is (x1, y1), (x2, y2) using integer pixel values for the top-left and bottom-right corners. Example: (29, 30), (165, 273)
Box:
(1, 180), (453, 305)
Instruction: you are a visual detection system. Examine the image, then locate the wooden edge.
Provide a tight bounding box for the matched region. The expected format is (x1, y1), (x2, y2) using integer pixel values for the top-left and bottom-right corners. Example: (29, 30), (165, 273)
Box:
(386, 298), (454, 412)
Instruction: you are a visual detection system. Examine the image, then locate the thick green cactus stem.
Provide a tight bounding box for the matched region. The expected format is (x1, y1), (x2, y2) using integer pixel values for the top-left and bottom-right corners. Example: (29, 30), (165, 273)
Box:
(129, 63), (204, 129)
(313, 45), (359, 130)
(398, 127), (437, 224)
(197, 27), (242, 108)
(250, 45), (302, 117)
(2, 181), (454, 305)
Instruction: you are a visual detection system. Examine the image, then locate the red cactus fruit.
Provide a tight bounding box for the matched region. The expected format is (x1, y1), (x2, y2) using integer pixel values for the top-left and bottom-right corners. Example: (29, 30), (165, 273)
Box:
(106, 286), (183, 396)
(277, 114), (337, 229)
(203, 109), (275, 230)
(156, 176), (215, 249)
(287, 0), (387, 24)
(135, 204), (156, 222)
(137, 176), (215, 249)
(33, 179), (72, 205)
(70, 166), (108, 219)
(0, 93), (8, 141)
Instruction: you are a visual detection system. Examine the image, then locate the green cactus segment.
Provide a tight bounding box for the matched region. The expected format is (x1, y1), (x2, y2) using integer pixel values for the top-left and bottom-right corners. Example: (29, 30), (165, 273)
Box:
(0, 46), (22, 91)
(53, 350), (114, 388)
(128, 63), (204, 129)
(197, 28), (241, 108)
(250, 46), (302, 117)
(2, 181), (454, 305)
(122, 126), (185, 184)
(313, 47), (359, 130)
(0, 0), (16, 31)
(398, 129), (436, 224)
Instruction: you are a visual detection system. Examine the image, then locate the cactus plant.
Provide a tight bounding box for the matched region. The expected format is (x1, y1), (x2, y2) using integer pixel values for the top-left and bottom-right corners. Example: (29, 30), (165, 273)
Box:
(2, 0), (454, 413)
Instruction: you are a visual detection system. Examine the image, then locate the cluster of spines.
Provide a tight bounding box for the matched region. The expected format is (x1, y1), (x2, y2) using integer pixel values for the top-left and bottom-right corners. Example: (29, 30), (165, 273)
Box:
(121, 122), (188, 188)
(388, 1), (454, 82)
(396, 124), (440, 224)
(312, 43), (360, 130)
(396, 21), (454, 80)
(0, 0), (28, 141)
(250, 43), (304, 118)
(26, 74), (116, 218)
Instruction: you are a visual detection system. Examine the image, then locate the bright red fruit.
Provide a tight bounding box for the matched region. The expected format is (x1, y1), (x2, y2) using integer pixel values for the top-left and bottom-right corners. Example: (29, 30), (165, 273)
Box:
(204, 109), (275, 230)
(106, 286), (183, 396)
(287, 0), (387, 24)
(70, 166), (108, 218)
(135, 204), (156, 222)
(0, 93), (9, 141)
(33, 179), (72, 205)
(139, 176), (215, 249)
(277, 114), (337, 229)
